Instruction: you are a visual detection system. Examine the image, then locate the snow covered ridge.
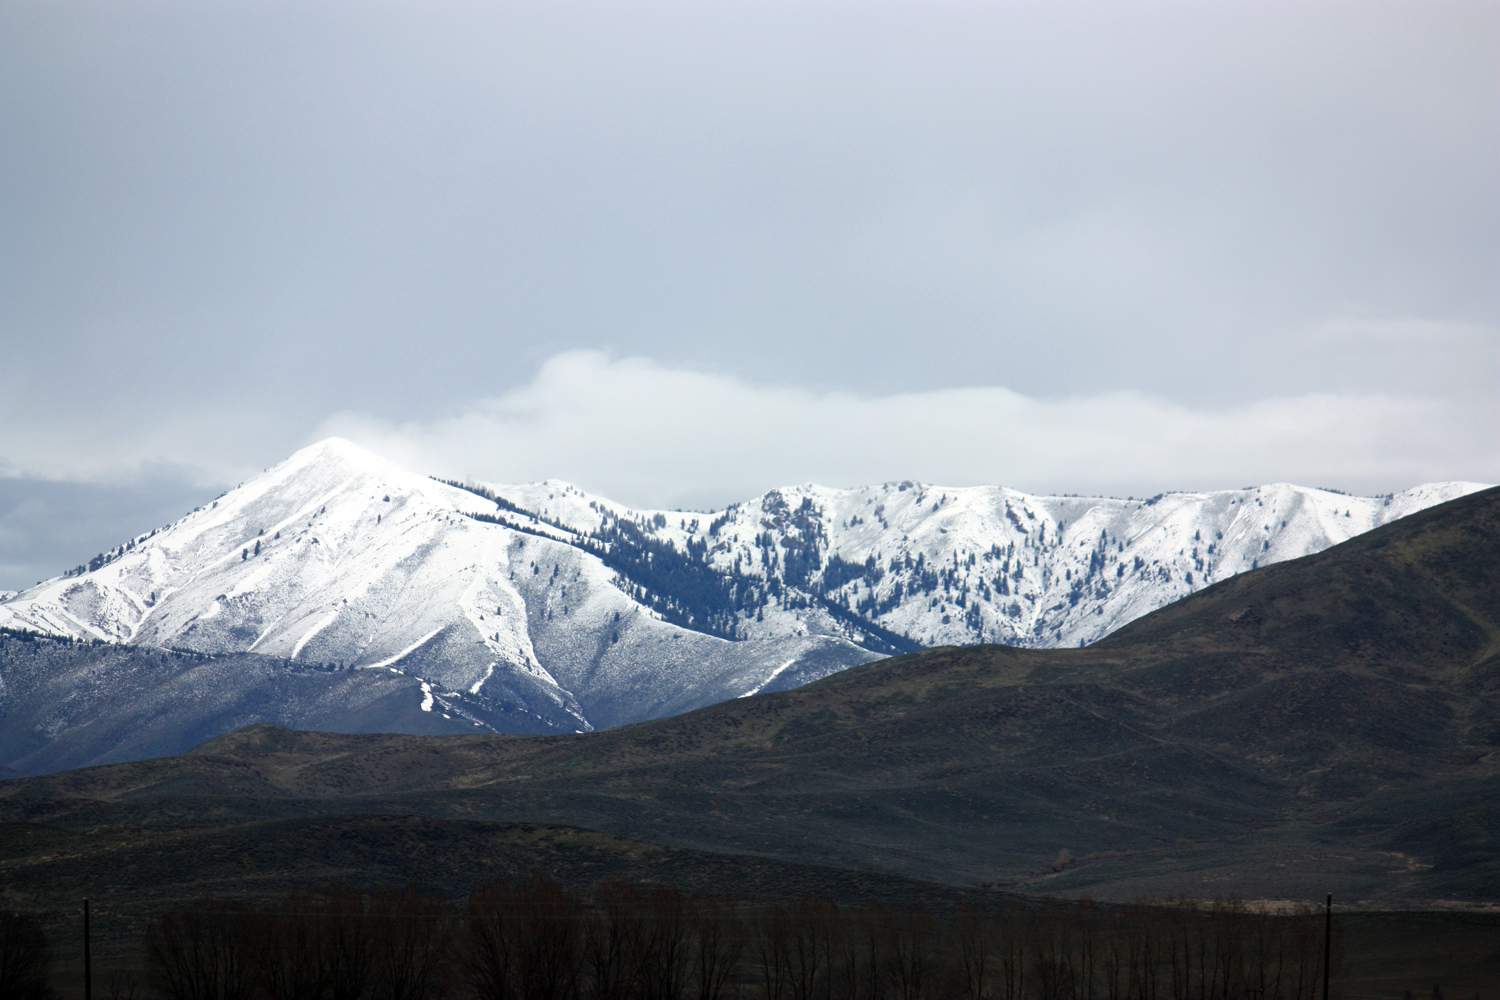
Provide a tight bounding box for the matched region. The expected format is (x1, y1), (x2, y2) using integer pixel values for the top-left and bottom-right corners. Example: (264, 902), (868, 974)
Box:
(481, 472), (1488, 651)
(0, 438), (1488, 734)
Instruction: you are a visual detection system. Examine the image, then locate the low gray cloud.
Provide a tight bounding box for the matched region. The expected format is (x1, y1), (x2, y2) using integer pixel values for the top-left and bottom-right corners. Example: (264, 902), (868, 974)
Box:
(319, 349), (1497, 511)
(2, 339), (1491, 589)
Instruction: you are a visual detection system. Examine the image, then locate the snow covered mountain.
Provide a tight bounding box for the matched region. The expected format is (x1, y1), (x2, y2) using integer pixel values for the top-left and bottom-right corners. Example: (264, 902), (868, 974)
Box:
(0, 438), (1488, 738)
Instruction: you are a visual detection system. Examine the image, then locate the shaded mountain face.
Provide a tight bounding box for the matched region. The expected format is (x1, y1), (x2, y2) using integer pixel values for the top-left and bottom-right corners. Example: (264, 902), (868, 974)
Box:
(4, 487), (1497, 905)
(0, 633), (531, 775)
(0, 438), (1485, 760)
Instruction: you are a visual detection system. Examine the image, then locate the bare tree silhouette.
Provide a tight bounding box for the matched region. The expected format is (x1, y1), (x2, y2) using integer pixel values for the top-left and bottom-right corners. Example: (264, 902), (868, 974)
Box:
(0, 909), (54, 1000)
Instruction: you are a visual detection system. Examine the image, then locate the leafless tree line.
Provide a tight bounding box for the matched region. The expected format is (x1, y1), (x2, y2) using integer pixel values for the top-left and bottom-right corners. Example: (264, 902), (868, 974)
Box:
(0, 909), (54, 999)
(132, 880), (1342, 1000)
(144, 885), (451, 1000)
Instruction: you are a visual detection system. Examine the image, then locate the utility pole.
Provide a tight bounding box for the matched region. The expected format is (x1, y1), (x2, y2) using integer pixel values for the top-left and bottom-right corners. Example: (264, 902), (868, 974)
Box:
(83, 897), (91, 1000)
(1323, 892), (1331, 1000)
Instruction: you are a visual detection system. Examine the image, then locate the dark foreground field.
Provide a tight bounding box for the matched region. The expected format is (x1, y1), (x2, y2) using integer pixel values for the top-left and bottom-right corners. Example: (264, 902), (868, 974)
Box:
(5, 815), (1497, 997)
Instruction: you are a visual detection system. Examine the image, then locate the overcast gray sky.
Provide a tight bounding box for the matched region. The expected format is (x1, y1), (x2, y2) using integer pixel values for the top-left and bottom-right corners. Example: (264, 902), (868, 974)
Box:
(1, 0), (1496, 589)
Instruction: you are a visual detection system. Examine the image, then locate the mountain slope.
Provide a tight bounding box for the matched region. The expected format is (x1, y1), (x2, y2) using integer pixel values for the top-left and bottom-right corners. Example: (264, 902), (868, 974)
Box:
(0, 630), (534, 774)
(0, 439), (1486, 758)
(5, 486), (1497, 904)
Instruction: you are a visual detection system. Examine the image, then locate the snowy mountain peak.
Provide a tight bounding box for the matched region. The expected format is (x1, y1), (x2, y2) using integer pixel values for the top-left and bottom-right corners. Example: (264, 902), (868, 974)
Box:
(1, 439), (1489, 734)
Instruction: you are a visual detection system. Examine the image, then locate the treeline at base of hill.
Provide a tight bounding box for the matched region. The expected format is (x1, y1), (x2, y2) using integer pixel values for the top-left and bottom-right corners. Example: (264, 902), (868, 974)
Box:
(4, 877), (1346, 1000)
